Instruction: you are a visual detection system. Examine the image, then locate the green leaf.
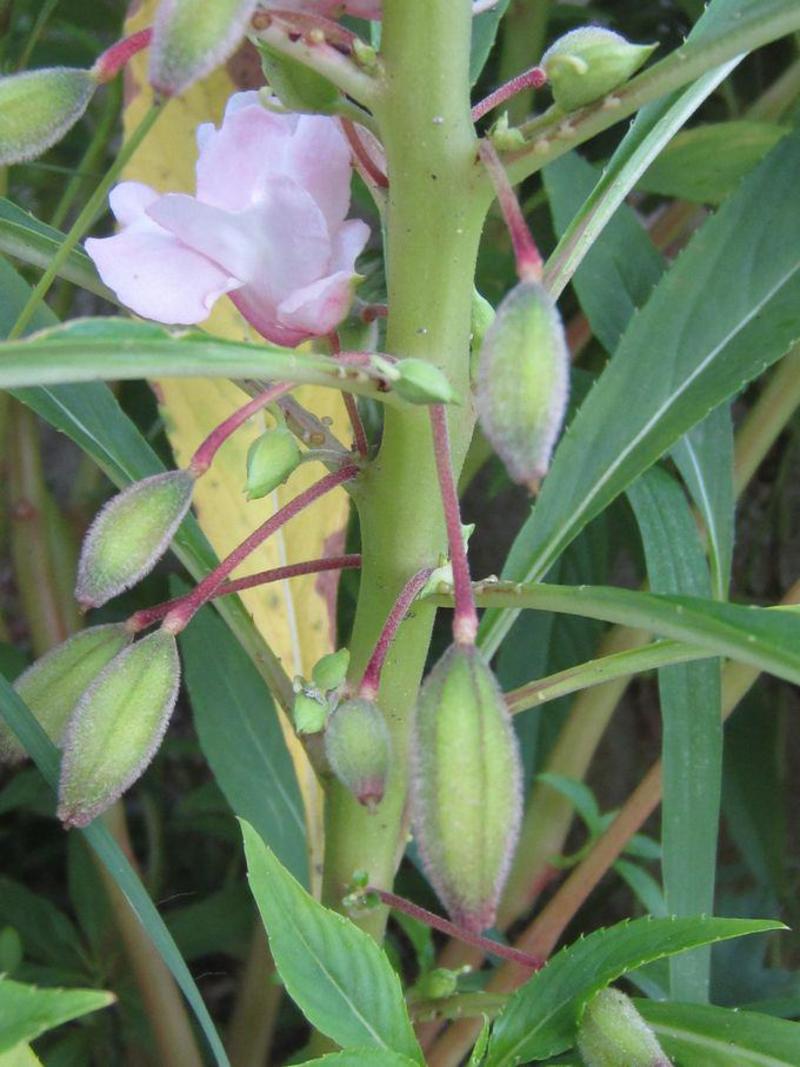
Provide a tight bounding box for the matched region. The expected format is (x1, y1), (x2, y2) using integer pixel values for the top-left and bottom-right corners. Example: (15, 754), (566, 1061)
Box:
(180, 603), (307, 885)
(470, 1), (512, 85)
(0, 1043), (44, 1066)
(241, 821), (423, 1063)
(638, 121), (788, 204)
(628, 467), (721, 1002)
(480, 122), (800, 656)
(294, 1054), (421, 1067)
(636, 1000), (800, 1065)
(0, 978), (113, 1054)
(484, 916), (784, 1066)
(0, 878), (85, 972)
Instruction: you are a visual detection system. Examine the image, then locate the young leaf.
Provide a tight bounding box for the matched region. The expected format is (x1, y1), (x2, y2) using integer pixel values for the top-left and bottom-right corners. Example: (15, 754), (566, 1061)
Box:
(0, 979), (113, 1054)
(294, 1054), (421, 1067)
(241, 821), (423, 1063)
(470, 0), (512, 84)
(484, 916), (785, 1065)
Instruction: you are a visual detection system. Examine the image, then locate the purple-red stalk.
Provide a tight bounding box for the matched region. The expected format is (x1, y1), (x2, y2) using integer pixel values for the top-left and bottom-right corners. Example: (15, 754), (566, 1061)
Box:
(329, 332), (369, 458)
(361, 303), (388, 324)
(471, 65), (548, 122)
(161, 465), (358, 634)
(359, 567), (434, 700)
(126, 554), (361, 633)
(189, 382), (293, 477)
(478, 138), (543, 283)
(429, 405), (478, 646)
(367, 886), (543, 972)
(340, 118), (389, 190)
(92, 27), (153, 84)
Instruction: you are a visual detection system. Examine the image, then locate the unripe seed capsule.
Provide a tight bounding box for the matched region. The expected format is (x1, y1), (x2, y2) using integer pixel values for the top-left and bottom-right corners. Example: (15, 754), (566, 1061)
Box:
(410, 644), (522, 933)
(0, 68), (96, 166)
(324, 698), (391, 811)
(542, 27), (656, 112)
(311, 648), (350, 692)
(578, 988), (670, 1067)
(476, 280), (569, 491)
(293, 691), (328, 736)
(75, 470), (194, 610)
(0, 624), (131, 764)
(57, 631), (181, 828)
(245, 428), (301, 500)
(393, 359), (455, 405)
(150, 0), (259, 96)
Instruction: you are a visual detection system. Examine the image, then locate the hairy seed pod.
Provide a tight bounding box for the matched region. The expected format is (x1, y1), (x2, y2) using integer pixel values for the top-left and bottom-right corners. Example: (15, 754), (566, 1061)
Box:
(150, 0), (259, 96)
(57, 631), (181, 828)
(324, 698), (391, 810)
(476, 280), (569, 491)
(577, 988), (670, 1067)
(542, 27), (656, 112)
(0, 625), (131, 764)
(245, 428), (301, 500)
(392, 359), (454, 405)
(0, 68), (96, 166)
(75, 470), (194, 610)
(410, 644), (522, 933)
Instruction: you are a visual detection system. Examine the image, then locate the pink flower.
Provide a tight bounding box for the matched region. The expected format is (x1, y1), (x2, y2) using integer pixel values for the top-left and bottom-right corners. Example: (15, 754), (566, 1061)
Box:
(86, 92), (369, 347)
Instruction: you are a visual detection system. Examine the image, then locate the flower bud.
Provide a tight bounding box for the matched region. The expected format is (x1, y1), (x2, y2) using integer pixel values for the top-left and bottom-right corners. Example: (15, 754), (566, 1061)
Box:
(245, 428), (301, 500)
(413, 968), (460, 1001)
(57, 631), (181, 828)
(324, 698), (391, 810)
(410, 644), (522, 933)
(293, 691), (328, 735)
(542, 27), (656, 112)
(577, 988), (670, 1067)
(475, 280), (569, 491)
(150, 0), (259, 96)
(312, 648), (350, 692)
(0, 625), (132, 765)
(75, 470), (194, 610)
(256, 45), (340, 115)
(0, 68), (96, 166)
(393, 359), (454, 405)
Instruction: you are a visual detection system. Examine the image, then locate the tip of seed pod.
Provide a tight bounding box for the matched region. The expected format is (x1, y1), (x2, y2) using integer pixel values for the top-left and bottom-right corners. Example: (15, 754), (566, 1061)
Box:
(357, 777), (386, 811)
(450, 899), (498, 936)
(57, 802), (92, 829)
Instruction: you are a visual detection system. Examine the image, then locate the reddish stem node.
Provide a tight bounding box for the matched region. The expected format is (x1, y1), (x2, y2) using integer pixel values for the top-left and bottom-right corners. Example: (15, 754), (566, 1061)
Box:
(366, 887), (543, 972)
(478, 138), (543, 284)
(429, 405), (478, 646)
(359, 568), (434, 700)
(471, 66), (548, 122)
(189, 382), (294, 478)
(92, 27), (153, 84)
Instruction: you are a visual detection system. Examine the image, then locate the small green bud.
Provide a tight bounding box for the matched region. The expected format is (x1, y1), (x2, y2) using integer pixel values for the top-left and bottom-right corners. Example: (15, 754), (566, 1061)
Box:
(489, 111), (526, 152)
(475, 280), (569, 491)
(470, 289), (495, 377)
(58, 631), (181, 828)
(75, 470), (194, 610)
(578, 988), (670, 1067)
(293, 691), (329, 735)
(0, 68), (96, 166)
(324, 698), (391, 810)
(311, 648), (350, 692)
(0, 625), (132, 765)
(352, 39), (379, 74)
(393, 359), (455, 405)
(542, 27), (657, 112)
(245, 428), (301, 500)
(0, 926), (23, 975)
(256, 44), (340, 114)
(413, 968), (460, 1001)
(410, 644), (522, 933)
(150, 0), (258, 96)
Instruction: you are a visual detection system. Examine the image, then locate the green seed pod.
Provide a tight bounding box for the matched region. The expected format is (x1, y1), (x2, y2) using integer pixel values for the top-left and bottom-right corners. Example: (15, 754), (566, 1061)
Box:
(150, 0), (258, 96)
(58, 631), (181, 828)
(0, 68), (96, 166)
(393, 359), (454, 405)
(0, 625), (132, 765)
(256, 44), (340, 115)
(293, 691), (328, 736)
(577, 988), (670, 1067)
(410, 644), (522, 933)
(312, 648), (350, 692)
(324, 698), (391, 810)
(75, 470), (194, 610)
(245, 428), (301, 500)
(475, 280), (569, 491)
(542, 27), (656, 112)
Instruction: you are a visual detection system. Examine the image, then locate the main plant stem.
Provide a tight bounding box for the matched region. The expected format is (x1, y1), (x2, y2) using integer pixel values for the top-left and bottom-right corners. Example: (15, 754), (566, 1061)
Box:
(320, 0), (486, 936)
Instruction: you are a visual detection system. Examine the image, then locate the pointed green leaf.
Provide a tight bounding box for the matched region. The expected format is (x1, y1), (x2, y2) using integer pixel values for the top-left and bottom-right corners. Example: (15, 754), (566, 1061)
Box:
(0, 978), (113, 1054)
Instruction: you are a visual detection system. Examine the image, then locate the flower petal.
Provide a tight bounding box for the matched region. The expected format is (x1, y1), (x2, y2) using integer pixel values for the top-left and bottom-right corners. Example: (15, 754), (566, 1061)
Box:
(277, 269), (360, 339)
(109, 181), (160, 225)
(288, 115), (353, 231)
(330, 218), (370, 272)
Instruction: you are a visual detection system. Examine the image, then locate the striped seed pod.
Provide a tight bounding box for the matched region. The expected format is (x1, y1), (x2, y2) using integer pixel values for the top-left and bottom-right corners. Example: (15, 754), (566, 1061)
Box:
(0, 68), (96, 166)
(542, 27), (656, 112)
(245, 427), (301, 500)
(150, 0), (259, 96)
(578, 988), (670, 1067)
(324, 697), (391, 811)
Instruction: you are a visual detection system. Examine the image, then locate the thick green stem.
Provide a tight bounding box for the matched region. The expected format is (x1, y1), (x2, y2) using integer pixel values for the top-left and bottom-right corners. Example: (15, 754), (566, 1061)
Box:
(319, 0), (486, 936)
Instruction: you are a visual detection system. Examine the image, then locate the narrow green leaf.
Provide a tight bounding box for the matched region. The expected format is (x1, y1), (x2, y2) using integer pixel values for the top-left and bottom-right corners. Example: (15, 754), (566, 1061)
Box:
(0, 978), (113, 1054)
(241, 821), (423, 1063)
(484, 916), (784, 1065)
(180, 603), (308, 885)
(470, 1), (512, 84)
(294, 1054), (421, 1067)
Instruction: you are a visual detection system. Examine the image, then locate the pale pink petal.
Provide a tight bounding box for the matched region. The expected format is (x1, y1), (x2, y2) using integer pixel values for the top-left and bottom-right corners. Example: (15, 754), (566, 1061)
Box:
(85, 225), (240, 325)
(228, 289), (305, 347)
(109, 182), (160, 226)
(330, 218), (370, 272)
(276, 270), (360, 338)
(288, 116), (353, 230)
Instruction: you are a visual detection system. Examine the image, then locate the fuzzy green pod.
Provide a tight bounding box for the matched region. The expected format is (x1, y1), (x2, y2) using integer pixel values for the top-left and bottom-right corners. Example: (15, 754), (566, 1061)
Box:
(410, 644), (522, 933)
(324, 698), (391, 810)
(245, 428), (301, 500)
(75, 470), (194, 610)
(542, 27), (656, 112)
(577, 988), (670, 1067)
(0, 68), (96, 166)
(57, 631), (181, 828)
(476, 280), (569, 491)
(150, 0), (258, 96)
(0, 625), (132, 765)
(393, 359), (454, 405)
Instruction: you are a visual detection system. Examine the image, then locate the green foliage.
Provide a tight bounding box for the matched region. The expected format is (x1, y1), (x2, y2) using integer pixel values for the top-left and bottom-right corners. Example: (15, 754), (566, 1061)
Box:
(0, 978), (113, 1054)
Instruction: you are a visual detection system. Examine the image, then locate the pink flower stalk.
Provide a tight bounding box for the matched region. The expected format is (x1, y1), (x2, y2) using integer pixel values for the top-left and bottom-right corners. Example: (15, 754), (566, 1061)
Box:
(85, 92), (369, 346)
